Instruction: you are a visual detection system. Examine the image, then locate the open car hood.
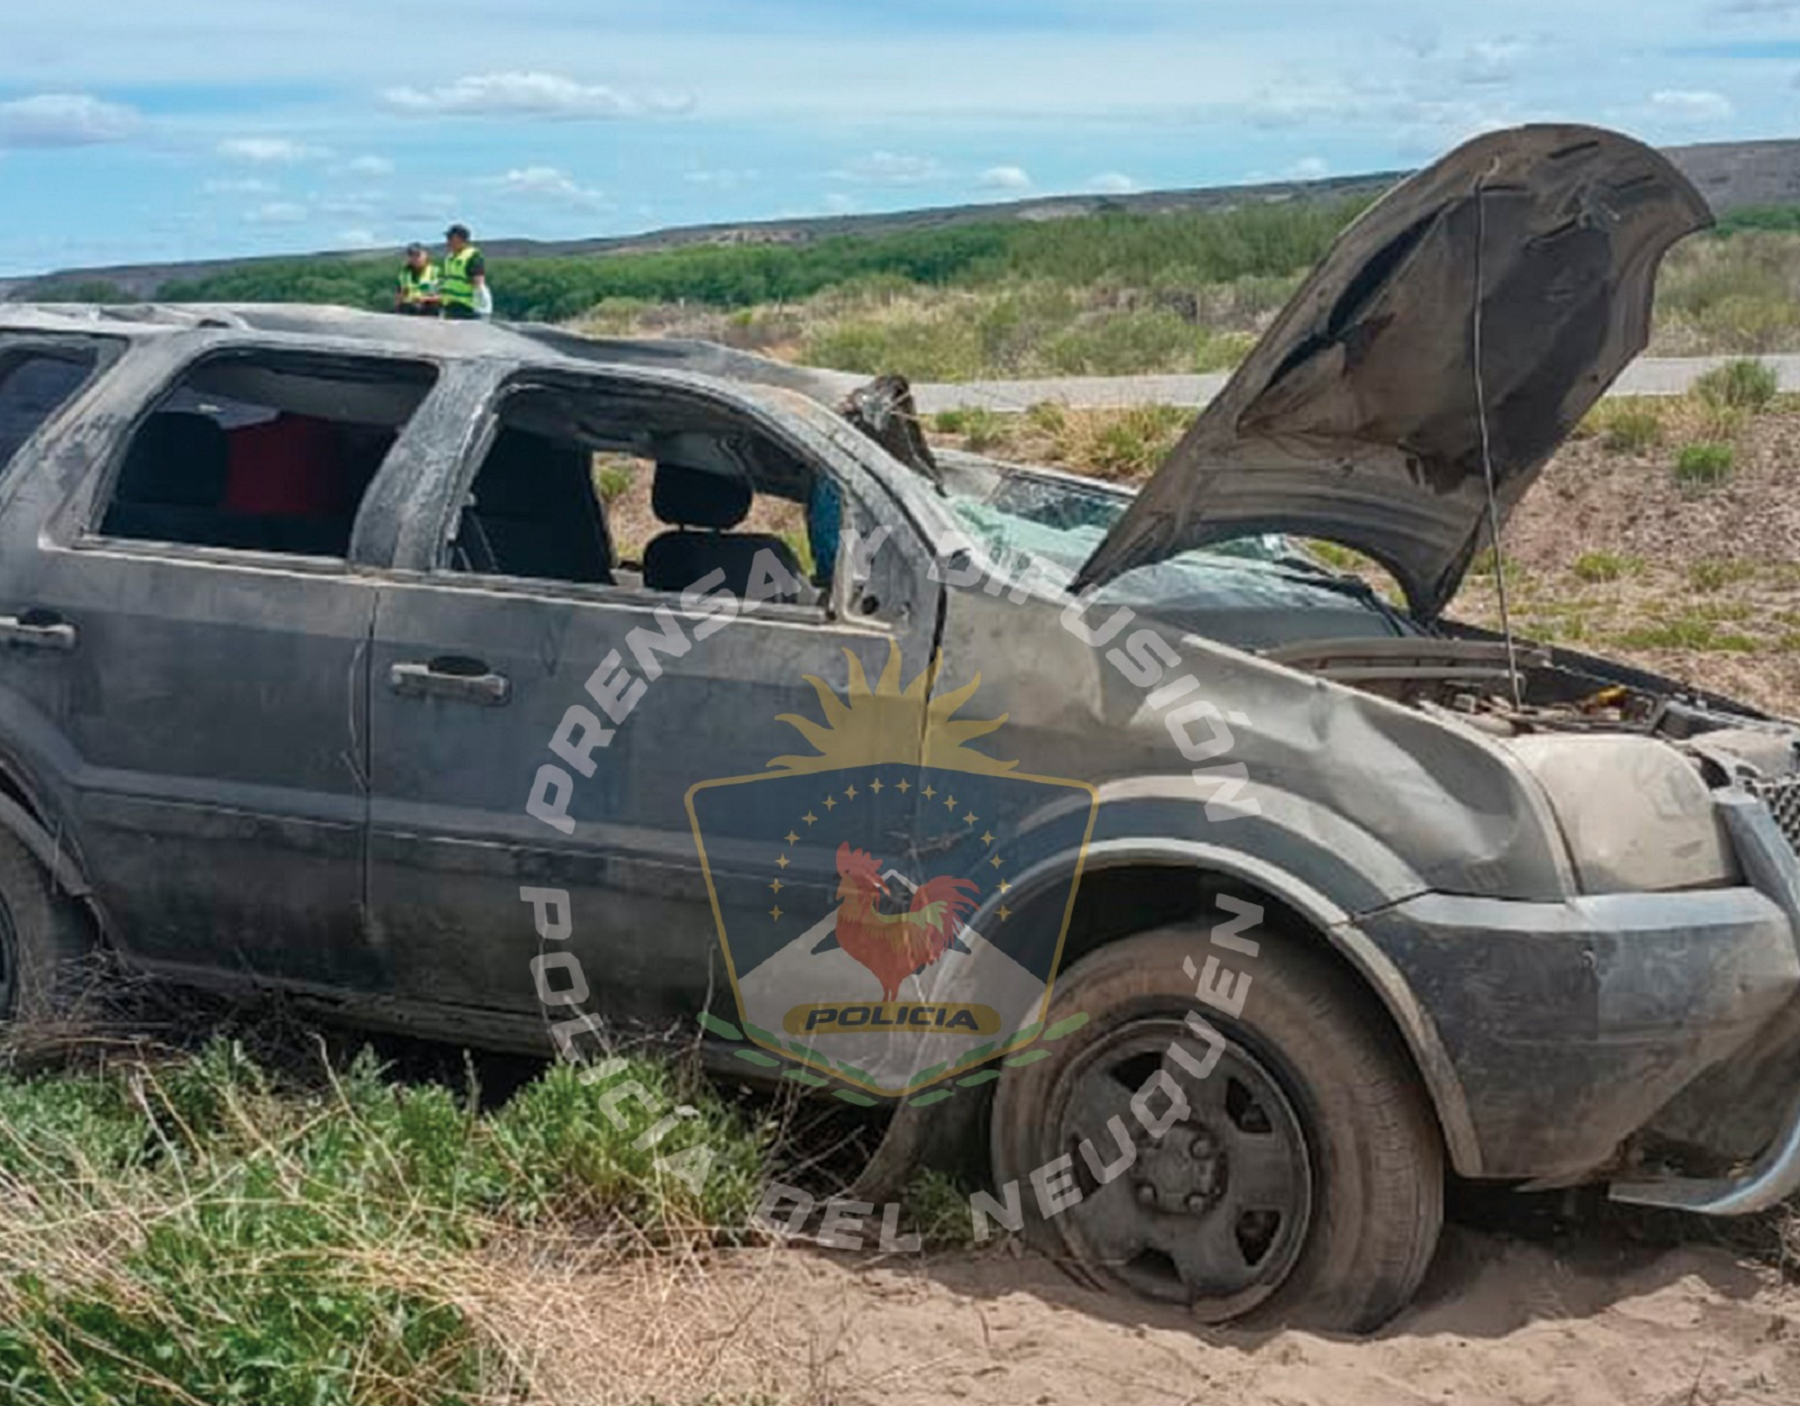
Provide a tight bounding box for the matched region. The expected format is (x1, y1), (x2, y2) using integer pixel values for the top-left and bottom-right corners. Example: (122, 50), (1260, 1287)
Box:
(1072, 125), (1711, 619)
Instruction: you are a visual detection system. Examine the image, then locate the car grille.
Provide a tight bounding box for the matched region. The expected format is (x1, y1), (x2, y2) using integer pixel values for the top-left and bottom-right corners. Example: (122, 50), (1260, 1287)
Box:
(1749, 775), (1800, 854)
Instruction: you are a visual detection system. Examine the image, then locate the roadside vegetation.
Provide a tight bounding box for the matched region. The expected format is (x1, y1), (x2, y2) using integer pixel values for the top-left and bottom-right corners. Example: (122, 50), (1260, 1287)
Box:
(31, 197), (1790, 380)
(0, 1034), (771, 1405)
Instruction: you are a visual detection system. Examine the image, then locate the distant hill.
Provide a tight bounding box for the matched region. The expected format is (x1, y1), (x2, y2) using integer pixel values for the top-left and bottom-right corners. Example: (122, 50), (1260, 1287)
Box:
(10, 136), (1800, 304)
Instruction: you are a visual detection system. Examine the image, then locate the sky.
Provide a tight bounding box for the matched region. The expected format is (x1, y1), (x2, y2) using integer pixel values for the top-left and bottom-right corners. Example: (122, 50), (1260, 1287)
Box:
(2, 0), (1799, 276)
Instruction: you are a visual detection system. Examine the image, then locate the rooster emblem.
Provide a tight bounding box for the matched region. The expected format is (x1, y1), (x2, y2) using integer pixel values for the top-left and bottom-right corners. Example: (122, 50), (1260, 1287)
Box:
(832, 843), (980, 1003)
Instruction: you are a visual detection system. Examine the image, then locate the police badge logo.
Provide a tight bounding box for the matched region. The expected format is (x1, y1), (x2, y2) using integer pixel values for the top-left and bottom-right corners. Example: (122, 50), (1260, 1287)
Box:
(686, 642), (1098, 1100)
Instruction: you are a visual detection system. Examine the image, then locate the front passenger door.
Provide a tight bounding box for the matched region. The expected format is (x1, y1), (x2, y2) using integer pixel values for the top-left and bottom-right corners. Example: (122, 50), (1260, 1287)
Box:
(363, 370), (943, 1036)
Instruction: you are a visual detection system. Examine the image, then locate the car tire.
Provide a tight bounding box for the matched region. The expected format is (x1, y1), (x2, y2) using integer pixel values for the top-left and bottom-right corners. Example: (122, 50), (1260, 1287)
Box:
(990, 923), (1443, 1333)
(0, 829), (94, 1028)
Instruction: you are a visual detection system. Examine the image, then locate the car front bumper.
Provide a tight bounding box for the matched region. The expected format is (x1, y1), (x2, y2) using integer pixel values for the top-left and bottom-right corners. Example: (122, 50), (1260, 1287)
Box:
(1358, 791), (1800, 1189)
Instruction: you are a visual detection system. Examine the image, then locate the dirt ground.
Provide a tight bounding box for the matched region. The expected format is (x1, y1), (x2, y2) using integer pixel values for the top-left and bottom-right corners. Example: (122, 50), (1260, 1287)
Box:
(1449, 407), (1800, 716)
(481, 1224), (1800, 1406)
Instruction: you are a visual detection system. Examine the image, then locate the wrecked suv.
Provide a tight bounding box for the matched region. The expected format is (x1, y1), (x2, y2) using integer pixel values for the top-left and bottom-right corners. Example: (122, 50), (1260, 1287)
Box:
(1, 124), (1798, 1333)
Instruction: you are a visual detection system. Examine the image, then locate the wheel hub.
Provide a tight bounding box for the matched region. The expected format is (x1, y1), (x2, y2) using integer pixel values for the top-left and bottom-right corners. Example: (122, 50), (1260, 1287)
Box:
(1130, 1117), (1228, 1214)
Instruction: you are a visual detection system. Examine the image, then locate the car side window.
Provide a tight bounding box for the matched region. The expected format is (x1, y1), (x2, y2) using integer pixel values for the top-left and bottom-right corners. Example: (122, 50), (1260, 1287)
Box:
(446, 381), (839, 609)
(94, 351), (437, 559)
(0, 344), (106, 483)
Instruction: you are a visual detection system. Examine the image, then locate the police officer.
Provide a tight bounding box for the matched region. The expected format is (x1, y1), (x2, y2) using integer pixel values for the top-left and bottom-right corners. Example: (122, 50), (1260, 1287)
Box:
(438, 224), (489, 320)
(394, 243), (439, 316)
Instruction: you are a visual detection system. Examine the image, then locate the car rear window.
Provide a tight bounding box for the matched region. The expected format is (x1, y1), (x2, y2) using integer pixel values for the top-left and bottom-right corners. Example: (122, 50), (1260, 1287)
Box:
(0, 345), (104, 480)
(96, 351), (438, 559)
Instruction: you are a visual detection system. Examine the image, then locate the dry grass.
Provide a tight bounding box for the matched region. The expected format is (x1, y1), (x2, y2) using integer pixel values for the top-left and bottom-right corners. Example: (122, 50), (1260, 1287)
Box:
(930, 402), (1190, 480)
(0, 1032), (774, 1404)
(572, 279), (1269, 382)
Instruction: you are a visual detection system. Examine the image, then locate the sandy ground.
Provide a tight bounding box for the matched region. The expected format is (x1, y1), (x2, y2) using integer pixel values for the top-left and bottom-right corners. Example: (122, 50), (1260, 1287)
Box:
(478, 1224), (1800, 1406)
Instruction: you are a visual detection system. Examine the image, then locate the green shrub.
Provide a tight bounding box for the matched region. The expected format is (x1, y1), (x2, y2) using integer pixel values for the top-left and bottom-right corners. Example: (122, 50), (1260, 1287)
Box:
(595, 462), (636, 503)
(1694, 357), (1780, 412)
(1674, 441), (1735, 487)
(1572, 551), (1644, 583)
(1586, 404), (1665, 454)
(1036, 309), (1202, 376)
(1024, 400), (1069, 436)
(1614, 615), (1759, 652)
(799, 312), (986, 381)
(933, 406), (1008, 451)
(1306, 540), (1365, 572)
(1082, 404), (1190, 479)
(1689, 559), (1756, 592)
(1467, 547), (1524, 578)
(0, 1041), (770, 1403)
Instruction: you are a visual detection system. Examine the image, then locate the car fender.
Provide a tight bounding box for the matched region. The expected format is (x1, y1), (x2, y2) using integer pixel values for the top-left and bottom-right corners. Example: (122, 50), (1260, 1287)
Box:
(0, 787), (90, 899)
(851, 780), (1482, 1201)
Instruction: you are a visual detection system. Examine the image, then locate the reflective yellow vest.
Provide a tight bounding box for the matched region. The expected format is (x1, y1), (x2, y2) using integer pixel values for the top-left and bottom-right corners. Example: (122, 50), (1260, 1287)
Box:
(398, 261), (439, 304)
(439, 246), (482, 311)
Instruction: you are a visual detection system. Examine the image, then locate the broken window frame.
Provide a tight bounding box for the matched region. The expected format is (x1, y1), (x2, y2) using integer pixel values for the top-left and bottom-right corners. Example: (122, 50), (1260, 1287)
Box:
(421, 367), (857, 625)
(77, 344), (440, 569)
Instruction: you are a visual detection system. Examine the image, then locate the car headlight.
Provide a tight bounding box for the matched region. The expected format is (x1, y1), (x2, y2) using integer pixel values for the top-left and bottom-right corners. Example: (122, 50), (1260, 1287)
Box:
(1498, 734), (1739, 893)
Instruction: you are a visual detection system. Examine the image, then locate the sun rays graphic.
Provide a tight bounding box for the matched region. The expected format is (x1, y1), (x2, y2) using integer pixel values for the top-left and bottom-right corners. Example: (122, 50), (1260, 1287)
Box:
(767, 639), (1020, 777)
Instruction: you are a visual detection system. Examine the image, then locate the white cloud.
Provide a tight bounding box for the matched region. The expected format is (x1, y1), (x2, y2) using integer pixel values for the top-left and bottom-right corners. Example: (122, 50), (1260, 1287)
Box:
(338, 155), (394, 178)
(978, 165), (1032, 192)
(337, 228), (380, 248)
(831, 151), (946, 185)
(317, 196), (378, 218)
(244, 201), (309, 224)
(482, 165), (607, 209)
(1650, 89), (1735, 122)
(1087, 172), (1139, 195)
(821, 192), (858, 215)
(0, 93), (141, 147)
(203, 177), (277, 195)
(684, 167), (760, 189)
(218, 137), (329, 163)
(382, 72), (692, 120)
(1287, 156), (1330, 180)
(1456, 39), (1524, 87)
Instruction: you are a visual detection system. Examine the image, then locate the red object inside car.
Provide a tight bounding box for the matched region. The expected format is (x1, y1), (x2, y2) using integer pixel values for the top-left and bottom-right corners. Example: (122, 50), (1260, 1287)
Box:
(224, 414), (350, 517)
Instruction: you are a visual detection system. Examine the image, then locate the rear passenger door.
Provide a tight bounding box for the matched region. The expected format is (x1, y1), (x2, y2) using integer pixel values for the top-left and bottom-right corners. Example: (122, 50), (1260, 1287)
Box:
(2, 341), (439, 990)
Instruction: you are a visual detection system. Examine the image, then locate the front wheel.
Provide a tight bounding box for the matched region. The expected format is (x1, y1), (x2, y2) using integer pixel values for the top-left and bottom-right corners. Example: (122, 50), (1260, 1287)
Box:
(990, 924), (1443, 1333)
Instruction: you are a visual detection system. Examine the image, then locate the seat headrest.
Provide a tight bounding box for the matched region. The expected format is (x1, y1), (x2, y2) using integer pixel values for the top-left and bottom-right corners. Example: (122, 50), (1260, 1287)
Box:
(473, 428), (593, 517)
(652, 461), (750, 530)
(116, 411), (229, 506)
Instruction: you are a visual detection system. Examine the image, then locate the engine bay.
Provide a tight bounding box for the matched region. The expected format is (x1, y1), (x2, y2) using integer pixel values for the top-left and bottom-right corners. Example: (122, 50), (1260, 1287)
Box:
(1262, 634), (1800, 786)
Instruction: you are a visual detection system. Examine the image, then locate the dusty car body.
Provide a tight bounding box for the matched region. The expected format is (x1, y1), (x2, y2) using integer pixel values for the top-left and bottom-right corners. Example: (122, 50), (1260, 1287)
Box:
(0, 124), (1798, 1331)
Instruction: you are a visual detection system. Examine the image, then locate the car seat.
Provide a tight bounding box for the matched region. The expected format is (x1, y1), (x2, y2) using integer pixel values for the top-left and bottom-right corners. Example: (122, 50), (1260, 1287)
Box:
(641, 461), (806, 600)
(99, 411), (264, 548)
(459, 427), (614, 584)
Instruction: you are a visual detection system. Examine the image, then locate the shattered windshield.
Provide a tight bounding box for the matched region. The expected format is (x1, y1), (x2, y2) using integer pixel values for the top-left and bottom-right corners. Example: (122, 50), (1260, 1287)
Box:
(943, 469), (1399, 613)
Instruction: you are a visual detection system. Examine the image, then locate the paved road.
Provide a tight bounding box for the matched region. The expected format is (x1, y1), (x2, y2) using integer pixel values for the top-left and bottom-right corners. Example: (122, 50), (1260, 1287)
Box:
(912, 353), (1800, 414)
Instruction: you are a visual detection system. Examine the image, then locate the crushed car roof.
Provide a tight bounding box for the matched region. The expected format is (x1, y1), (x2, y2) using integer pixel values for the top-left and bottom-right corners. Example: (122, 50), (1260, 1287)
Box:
(0, 301), (871, 402)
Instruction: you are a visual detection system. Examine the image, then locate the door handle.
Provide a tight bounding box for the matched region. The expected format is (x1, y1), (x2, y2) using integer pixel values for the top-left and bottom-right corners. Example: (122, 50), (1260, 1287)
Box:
(389, 658), (511, 706)
(0, 612), (77, 652)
